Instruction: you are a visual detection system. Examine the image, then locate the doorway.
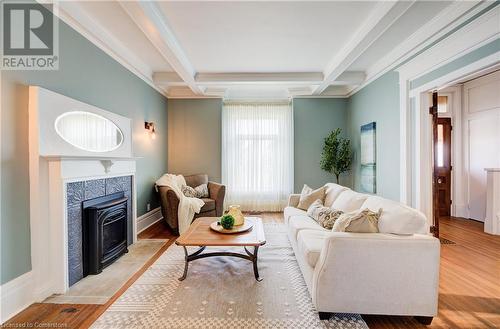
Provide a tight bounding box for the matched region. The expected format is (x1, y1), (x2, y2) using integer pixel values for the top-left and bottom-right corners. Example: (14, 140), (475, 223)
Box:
(428, 68), (500, 238)
(434, 117), (452, 218)
(430, 93), (453, 237)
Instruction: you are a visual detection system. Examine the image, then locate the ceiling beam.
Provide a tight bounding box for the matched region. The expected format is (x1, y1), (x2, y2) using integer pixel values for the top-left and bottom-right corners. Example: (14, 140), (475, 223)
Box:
(313, 1), (416, 95)
(153, 72), (185, 88)
(195, 72), (324, 85)
(330, 71), (366, 85)
(119, 1), (202, 95)
(350, 1), (487, 96)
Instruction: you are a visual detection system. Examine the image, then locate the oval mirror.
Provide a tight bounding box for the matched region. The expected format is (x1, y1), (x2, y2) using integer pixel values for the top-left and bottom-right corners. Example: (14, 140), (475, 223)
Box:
(55, 111), (124, 152)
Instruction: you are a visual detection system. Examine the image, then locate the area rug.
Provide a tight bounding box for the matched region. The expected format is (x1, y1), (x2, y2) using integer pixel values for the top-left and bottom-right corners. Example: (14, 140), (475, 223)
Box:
(91, 223), (368, 329)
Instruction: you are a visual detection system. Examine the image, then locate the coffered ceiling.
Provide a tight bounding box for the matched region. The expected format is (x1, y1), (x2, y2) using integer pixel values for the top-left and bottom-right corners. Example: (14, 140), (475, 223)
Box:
(53, 1), (488, 99)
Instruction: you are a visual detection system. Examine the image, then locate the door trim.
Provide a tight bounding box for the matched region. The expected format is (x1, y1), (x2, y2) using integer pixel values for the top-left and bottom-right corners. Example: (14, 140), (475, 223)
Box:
(396, 5), (499, 209)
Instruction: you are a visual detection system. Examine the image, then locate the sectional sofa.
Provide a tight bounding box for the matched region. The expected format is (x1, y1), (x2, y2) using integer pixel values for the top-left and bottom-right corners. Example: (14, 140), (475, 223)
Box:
(285, 183), (440, 325)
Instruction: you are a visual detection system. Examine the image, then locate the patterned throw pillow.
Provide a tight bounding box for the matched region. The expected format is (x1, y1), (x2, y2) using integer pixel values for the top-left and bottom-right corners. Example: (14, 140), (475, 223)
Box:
(181, 184), (209, 198)
(332, 208), (382, 233)
(307, 199), (344, 230)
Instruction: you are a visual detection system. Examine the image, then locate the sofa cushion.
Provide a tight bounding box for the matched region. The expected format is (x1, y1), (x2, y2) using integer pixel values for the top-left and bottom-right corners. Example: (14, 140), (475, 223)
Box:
(200, 198), (215, 212)
(297, 230), (328, 267)
(288, 215), (326, 241)
(331, 190), (368, 213)
(324, 183), (350, 207)
(284, 206), (307, 223)
(362, 196), (428, 235)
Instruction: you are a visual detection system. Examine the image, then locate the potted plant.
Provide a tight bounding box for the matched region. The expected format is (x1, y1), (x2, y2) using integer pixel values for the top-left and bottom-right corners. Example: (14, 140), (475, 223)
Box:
(320, 128), (352, 183)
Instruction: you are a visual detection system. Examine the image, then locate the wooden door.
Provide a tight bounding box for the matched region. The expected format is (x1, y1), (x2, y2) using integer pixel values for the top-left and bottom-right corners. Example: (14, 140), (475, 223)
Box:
(430, 92), (439, 237)
(435, 117), (452, 217)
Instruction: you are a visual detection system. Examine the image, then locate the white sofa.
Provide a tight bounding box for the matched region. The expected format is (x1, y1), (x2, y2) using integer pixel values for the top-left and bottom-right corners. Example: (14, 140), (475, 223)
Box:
(285, 183), (440, 324)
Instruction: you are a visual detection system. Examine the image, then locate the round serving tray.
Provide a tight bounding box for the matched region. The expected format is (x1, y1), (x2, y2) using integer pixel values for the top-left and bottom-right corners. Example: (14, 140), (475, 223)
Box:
(210, 219), (254, 234)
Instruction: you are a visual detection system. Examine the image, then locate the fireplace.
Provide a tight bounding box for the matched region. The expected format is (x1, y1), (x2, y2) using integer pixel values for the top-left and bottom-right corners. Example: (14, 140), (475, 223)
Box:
(82, 192), (129, 276)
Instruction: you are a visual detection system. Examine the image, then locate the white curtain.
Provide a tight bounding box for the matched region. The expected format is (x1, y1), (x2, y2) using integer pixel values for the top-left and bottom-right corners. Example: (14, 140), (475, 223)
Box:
(222, 101), (293, 211)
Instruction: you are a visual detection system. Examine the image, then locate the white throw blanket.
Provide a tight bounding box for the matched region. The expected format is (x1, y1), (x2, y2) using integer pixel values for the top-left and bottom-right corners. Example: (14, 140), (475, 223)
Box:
(155, 174), (205, 234)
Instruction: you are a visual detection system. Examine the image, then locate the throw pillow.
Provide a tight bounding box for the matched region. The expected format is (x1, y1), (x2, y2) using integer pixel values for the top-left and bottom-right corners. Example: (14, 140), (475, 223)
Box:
(297, 184), (326, 210)
(195, 184), (209, 198)
(332, 208), (382, 233)
(307, 199), (344, 230)
(182, 184), (209, 198)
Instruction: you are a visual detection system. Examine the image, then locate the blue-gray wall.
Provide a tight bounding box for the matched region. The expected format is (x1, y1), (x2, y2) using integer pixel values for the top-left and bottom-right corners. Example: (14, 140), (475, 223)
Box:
(167, 99), (223, 182)
(1, 18), (168, 284)
(293, 98), (349, 192)
(347, 71), (401, 201)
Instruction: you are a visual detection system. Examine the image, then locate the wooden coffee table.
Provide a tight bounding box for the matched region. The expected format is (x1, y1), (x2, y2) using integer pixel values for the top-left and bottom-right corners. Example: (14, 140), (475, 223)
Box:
(175, 217), (266, 281)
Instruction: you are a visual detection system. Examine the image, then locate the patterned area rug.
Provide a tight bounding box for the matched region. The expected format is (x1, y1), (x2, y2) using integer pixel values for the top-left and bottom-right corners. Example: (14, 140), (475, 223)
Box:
(91, 223), (368, 329)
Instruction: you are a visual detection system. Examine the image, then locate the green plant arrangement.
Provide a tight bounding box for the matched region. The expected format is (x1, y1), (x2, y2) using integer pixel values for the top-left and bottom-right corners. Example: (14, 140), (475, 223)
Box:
(219, 214), (235, 230)
(320, 128), (352, 183)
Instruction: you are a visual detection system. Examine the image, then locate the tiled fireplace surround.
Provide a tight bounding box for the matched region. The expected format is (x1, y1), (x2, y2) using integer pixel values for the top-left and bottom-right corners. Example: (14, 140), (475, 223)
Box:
(66, 176), (133, 286)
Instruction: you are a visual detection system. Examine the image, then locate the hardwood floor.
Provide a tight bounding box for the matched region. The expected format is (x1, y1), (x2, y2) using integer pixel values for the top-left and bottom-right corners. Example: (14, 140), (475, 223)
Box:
(365, 216), (500, 329)
(4, 214), (499, 328)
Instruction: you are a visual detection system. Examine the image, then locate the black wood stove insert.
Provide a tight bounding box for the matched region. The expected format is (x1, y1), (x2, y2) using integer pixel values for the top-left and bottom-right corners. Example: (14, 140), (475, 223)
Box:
(82, 191), (128, 276)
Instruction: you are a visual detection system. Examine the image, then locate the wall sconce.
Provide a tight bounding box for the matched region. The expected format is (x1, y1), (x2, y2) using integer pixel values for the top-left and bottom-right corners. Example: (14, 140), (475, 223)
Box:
(145, 121), (156, 140)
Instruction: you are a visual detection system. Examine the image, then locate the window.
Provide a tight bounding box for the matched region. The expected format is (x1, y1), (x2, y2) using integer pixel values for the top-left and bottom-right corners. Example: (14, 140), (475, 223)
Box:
(437, 124), (444, 167)
(437, 95), (448, 113)
(222, 101), (293, 211)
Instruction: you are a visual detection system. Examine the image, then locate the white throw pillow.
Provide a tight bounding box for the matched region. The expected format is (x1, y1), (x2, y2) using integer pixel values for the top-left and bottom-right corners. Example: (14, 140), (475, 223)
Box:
(323, 183), (349, 207)
(361, 196), (428, 235)
(331, 190), (369, 213)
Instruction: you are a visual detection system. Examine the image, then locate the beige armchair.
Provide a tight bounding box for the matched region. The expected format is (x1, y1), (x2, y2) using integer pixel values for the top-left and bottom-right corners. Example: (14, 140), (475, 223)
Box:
(157, 174), (225, 235)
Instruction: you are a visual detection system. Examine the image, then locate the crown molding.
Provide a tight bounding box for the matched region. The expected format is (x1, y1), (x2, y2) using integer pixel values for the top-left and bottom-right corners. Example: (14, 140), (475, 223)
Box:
(313, 1), (414, 95)
(293, 95), (348, 99)
(330, 71), (365, 85)
(347, 1), (495, 97)
(51, 1), (165, 96)
(120, 1), (202, 95)
(397, 5), (499, 81)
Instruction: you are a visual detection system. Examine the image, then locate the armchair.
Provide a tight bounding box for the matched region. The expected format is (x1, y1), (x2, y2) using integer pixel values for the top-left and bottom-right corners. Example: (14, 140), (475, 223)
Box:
(157, 174), (225, 235)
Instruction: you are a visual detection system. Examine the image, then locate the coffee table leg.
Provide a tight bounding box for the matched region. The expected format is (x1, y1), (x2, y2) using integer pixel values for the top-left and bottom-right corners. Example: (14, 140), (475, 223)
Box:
(179, 246), (189, 281)
(252, 246), (262, 282)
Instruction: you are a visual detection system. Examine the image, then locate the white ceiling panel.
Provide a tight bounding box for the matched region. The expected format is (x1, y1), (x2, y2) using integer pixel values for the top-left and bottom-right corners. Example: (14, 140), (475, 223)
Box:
(157, 1), (377, 72)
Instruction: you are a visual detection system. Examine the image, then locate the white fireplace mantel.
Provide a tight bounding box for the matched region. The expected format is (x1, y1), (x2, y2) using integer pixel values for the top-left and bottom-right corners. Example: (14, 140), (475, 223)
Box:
(28, 86), (138, 301)
(43, 157), (137, 295)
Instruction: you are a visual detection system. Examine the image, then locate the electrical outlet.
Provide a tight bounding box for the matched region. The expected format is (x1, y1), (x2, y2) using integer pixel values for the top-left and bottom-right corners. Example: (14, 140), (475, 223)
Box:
(146, 203), (151, 212)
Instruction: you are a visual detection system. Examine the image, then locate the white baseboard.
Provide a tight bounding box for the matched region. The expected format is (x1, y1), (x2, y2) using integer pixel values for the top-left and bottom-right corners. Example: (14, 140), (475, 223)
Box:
(137, 207), (163, 234)
(0, 271), (35, 323)
(453, 204), (469, 219)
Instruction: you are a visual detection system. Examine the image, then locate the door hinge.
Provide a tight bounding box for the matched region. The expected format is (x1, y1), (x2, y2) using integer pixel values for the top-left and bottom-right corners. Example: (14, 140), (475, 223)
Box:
(450, 165), (453, 171)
